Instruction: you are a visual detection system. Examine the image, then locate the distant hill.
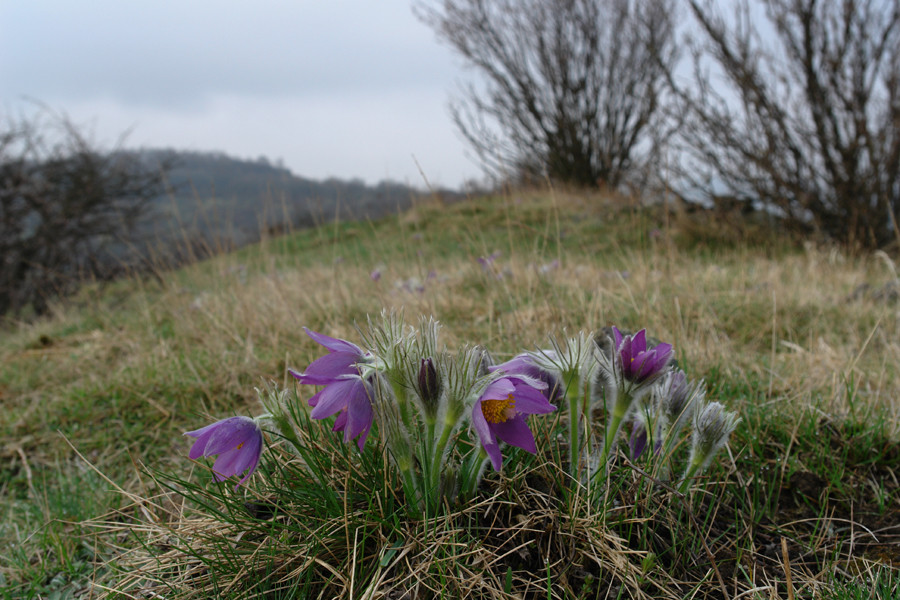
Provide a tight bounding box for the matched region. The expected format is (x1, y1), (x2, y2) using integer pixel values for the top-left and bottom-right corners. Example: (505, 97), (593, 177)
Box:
(126, 149), (460, 266)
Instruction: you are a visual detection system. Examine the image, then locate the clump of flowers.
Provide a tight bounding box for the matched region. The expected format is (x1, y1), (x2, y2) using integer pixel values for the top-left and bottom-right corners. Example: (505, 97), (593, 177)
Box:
(290, 314), (553, 514)
(183, 315), (739, 513)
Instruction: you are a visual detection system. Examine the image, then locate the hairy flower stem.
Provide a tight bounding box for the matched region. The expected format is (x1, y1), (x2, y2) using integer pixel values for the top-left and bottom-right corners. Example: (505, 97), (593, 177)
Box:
(568, 394), (580, 478)
(591, 391), (634, 494)
(678, 455), (704, 495)
(427, 406), (461, 508)
(653, 430), (678, 481)
(423, 413), (438, 493)
(388, 376), (416, 437)
(564, 372), (582, 479)
(604, 409), (627, 462)
(395, 450), (424, 514)
(459, 447), (489, 499)
(380, 374), (427, 513)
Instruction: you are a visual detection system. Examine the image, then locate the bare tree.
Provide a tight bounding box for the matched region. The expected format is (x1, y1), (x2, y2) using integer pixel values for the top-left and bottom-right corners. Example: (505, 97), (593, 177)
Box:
(0, 111), (169, 316)
(673, 0), (900, 249)
(416, 0), (679, 189)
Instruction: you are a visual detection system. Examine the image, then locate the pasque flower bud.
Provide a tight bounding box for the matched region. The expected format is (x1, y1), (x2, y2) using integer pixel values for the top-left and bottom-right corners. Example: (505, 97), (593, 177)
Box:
(417, 357), (442, 415)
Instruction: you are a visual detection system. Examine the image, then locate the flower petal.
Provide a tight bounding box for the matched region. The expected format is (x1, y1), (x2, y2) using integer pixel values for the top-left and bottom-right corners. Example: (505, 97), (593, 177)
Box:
(490, 354), (536, 377)
(300, 351), (361, 383)
(652, 343), (673, 368)
(481, 378), (516, 401)
(470, 401), (494, 449)
(310, 378), (358, 419)
(495, 353), (560, 401)
(510, 382), (556, 415)
(636, 344), (672, 381)
(331, 409), (348, 432)
(355, 419), (373, 450)
(304, 328), (363, 355)
(307, 388), (324, 408)
(230, 433), (263, 477)
(185, 422), (221, 459)
(612, 327), (624, 351)
(196, 417), (257, 458)
(211, 446), (244, 480)
(492, 414), (537, 454)
(484, 439), (503, 472)
(472, 400), (503, 470)
(344, 380), (374, 444)
(236, 445), (263, 488)
(630, 422), (648, 459)
(632, 329), (647, 353)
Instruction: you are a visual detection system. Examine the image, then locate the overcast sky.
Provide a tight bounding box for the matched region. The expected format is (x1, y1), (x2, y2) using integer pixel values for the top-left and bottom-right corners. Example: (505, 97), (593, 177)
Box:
(0, 0), (481, 189)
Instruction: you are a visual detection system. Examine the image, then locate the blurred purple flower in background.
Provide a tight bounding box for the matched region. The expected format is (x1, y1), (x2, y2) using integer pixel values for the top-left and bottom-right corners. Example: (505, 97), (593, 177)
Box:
(538, 260), (560, 275)
(477, 251), (502, 270)
(629, 421), (648, 459)
(184, 416), (263, 489)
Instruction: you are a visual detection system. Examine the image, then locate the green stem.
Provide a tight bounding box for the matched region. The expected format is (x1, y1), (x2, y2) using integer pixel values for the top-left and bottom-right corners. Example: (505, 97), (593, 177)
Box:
(590, 391), (632, 495)
(678, 454), (703, 495)
(654, 425), (678, 481)
(460, 447), (489, 500)
(396, 455), (424, 516)
(382, 373), (429, 514)
(602, 407), (627, 465)
(414, 404), (461, 515)
(564, 372), (582, 479)
(568, 392), (580, 478)
(387, 375), (416, 436)
(601, 413), (622, 475)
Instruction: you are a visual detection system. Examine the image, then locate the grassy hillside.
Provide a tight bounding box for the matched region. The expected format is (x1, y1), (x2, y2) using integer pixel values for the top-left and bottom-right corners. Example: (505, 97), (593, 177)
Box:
(2, 189), (899, 598)
(136, 149), (455, 261)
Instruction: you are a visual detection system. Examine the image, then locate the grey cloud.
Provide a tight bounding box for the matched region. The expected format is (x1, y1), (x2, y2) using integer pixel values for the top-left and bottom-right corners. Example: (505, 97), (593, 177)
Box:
(1, 0), (456, 110)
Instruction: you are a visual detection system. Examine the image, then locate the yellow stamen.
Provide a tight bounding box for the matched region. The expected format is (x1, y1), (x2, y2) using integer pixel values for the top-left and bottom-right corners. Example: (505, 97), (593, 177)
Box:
(236, 442), (244, 450)
(481, 394), (517, 424)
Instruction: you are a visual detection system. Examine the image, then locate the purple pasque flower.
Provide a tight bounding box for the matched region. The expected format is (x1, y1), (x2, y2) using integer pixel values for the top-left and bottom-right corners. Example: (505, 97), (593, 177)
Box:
(472, 376), (556, 471)
(289, 328), (369, 386)
(490, 353), (561, 402)
(310, 374), (375, 449)
(289, 328), (375, 449)
(612, 327), (673, 385)
(185, 416), (264, 489)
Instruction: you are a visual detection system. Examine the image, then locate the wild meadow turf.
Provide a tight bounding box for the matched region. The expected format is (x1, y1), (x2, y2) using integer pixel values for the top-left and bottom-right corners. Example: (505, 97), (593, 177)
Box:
(2, 188), (900, 598)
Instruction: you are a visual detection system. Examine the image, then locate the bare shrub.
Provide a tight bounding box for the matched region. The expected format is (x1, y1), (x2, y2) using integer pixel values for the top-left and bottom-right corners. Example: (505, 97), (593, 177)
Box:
(416, 0), (678, 189)
(0, 110), (169, 316)
(672, 0), (900, 249)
